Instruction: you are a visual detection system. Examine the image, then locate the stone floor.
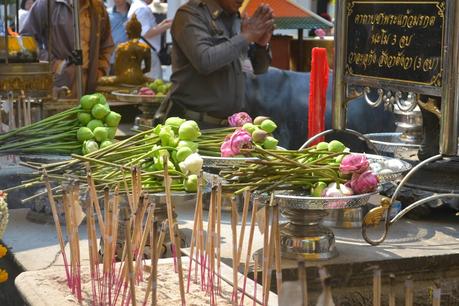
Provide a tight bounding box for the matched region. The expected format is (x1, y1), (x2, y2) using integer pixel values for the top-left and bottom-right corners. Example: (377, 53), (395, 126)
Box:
(3, 195), (459, 305)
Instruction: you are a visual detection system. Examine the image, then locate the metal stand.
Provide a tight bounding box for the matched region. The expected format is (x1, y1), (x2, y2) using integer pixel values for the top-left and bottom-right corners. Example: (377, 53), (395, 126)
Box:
(362, 155), (459, 246)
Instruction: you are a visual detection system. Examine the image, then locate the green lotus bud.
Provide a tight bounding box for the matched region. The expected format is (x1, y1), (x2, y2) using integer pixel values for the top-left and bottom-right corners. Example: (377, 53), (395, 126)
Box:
(260, 119), (277, 133)
(93, 127), (108, 142)
(165, 117), (186, 131)
(80, 95), (98, 111)
(78, 112), (92, 125)
(177, 140), (199, 153)
(83, 140), (99, 154)
(77, 127), (94, 142)
(328, 140), (346, 153)
(159, 125), (175, 147)
(106, 127), (117, 140)
(263, 136), (279, 149)
(253, 116), (270, 125)
(252, 129), (268, 144)
(104, 111), (121, 127)
(311, 181), (327, 197)
(93, 93), (108, 105)
(242, 123), (256, 134)
(178, 120), (201, 141)
(100, 140), (114, 149)
(91, 103), (110, 120)
(316, 141), (329, 151)
(183, 174), (198, 192)
(87, 119), (104, 131)
(176, 146), (193, 162)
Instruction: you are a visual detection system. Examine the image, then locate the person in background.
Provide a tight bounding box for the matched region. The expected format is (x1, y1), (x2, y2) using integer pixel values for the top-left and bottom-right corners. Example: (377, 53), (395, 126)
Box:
(21, 0), (114, 96)
(162, 0), (274, 127)
(128, 0), (172, 79)
(18, 0), (35, 32)
(108, 0), (130, 73)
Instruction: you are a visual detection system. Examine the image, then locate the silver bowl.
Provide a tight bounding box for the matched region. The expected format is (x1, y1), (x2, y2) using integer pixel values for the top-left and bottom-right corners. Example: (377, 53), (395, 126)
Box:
(112, 90), (166, 104)
(275, 191), (376, 260)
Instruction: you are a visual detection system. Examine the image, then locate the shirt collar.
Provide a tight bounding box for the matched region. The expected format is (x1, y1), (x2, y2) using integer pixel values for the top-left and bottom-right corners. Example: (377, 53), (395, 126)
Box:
(201, 0), (224, 20)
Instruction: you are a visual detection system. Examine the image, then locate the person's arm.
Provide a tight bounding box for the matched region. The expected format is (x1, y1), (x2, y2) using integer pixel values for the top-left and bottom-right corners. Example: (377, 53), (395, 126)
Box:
(20, 0), (47, 47)
(249, 43), (271, 74)
(172, 9), (250, 75)
(98, 10), (115, 77)
(134, 7), (170, 40)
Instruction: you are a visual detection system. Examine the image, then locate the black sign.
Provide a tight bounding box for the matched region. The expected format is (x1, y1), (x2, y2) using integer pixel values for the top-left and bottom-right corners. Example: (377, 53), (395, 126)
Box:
(346, 0), (445, 87)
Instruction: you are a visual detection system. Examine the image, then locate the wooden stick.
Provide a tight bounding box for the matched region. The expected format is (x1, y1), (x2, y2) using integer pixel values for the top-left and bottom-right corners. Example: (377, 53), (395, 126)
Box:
(156, 220), (167, 259)
(264, 206), (276, 306)
(163, 156), (186, 306)
(71, 183), (82, 302)
(273, 205), (282, 298)
(432, 280), (441, 306)
(216, 182), (222, 295)
(230, 196), (239, 306)
(240, 196), (259, 306)
(298, 261), (307, 306)
(208, 187), (217, 305)
(405, 276), (413, 306)
(124, 208), (137, 306)
(187, 173), (203, 292)
(86, 171), (105, 234)
(86, 197), (99, 305)
(236, 190), (251, 275)
(389, 274), (396, 306)
(62, 189), (75, 293)
(373, 268), (381, 306)
(135, 201), (156, 278)
(151, 222), (158, 306)
(205, 186), (215, 293)
(43, 171), (70, 286)
(253, 256), (259, 306)
(262, 202), (270, 305)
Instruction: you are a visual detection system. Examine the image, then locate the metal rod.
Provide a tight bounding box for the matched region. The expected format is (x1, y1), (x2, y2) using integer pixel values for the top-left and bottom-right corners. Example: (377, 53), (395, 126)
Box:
(440, 0), (459, 156)
(299, 128), (380, 154)
(331, 0), (347, 130)
(72, 0), (83, 98)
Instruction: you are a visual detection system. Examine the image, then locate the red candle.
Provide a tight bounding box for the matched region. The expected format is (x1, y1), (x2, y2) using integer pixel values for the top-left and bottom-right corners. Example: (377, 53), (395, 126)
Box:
(308, 47), (329, 145)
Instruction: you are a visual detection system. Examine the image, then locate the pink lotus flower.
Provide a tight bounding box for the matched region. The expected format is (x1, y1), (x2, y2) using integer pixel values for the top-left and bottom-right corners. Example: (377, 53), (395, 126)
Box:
(227, 112), (252, 127)
(339, 154), (369, 175)
(220, 129), (252, 157)
(349, 171), (379, 194)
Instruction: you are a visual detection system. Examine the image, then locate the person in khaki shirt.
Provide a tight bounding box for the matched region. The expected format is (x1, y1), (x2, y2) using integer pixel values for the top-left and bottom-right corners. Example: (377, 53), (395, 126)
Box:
(21, 0), (114, 95)
(161, 0), (274, 127)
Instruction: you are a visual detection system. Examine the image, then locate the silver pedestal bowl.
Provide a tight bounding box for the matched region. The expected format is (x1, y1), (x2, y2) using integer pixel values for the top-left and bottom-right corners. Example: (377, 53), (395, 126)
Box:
(275, 191), (376, 260)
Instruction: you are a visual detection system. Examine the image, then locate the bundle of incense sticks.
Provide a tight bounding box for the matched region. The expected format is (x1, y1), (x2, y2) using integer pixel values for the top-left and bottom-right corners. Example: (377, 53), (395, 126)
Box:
(44, 165), (184, 306)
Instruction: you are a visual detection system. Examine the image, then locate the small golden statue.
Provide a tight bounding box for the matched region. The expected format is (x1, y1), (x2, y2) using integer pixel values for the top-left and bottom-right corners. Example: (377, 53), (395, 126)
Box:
(99, 14), (152, 85)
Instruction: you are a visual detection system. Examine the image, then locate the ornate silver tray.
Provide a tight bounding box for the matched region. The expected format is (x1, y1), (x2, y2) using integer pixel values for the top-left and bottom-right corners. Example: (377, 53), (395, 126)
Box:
(275, 191), (377, 210)
(365, 132), (421, 154)
(112, 90), (166, 104)
(366, 154), (412, 183)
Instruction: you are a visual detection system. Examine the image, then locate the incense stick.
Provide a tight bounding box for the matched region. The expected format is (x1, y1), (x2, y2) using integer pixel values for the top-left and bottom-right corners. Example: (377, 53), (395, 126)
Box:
(432, 280), (441, 306)
(230, 196), (239, 305)
(264, 205), (276, 306)
(235, 190), (251, 285)
(405, 276), (413, 306)
(43, 171), (71, 287)
(298, 261), (307, 306)
(124, 208), (137, 306)
(389, 274), (395, 306)
(253, 256), (259, 306)
(163, 156), (186, 306)
(373, 268), (381, 306)
(187, 173), (203, 292)
(272, 205), (282, 298)
(216, 182), (223, 296)
(240, 196), (259, 306)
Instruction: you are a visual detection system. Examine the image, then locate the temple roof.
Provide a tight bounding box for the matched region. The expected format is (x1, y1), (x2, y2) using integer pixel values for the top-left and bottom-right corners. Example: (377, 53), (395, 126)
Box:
(240, 0), (333, 29)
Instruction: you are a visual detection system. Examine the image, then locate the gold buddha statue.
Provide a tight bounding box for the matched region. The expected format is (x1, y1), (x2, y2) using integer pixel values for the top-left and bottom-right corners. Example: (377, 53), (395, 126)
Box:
(99, 14), (152, 85)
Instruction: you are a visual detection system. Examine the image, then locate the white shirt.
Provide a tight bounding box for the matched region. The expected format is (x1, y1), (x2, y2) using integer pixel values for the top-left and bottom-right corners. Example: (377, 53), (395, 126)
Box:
(127, 0), (161, 52)
(18, 9), (29, 32)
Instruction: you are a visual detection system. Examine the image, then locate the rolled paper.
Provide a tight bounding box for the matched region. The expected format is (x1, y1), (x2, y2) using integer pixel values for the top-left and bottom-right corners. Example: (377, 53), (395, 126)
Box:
(308, 47), (329, 145)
